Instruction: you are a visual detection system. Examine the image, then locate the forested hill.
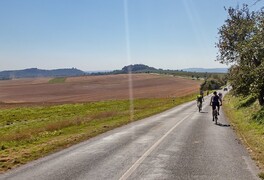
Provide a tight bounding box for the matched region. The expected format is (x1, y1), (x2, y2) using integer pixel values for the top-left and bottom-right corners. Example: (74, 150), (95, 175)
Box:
(121, 64), (157, 73)
(0, 64), (227, 80)
(90, 64), (227, 76)
(0, 68), (85, 79)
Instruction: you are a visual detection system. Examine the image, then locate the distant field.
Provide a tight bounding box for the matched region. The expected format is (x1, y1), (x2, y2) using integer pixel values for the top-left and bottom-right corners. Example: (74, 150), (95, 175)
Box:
(0, 74), (200, 106)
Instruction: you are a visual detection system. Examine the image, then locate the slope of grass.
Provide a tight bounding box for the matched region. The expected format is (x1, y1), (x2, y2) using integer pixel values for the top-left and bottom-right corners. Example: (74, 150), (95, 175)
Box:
(0, 93), (197, 172)
(223, 94), (264, 179)
(48, 77), (66, 84)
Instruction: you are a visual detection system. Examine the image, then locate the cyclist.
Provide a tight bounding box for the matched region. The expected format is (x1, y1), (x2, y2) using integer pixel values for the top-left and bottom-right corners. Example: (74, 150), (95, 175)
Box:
(218, 92), (223, 112)
(200, 90), (204, 97)
(197, 94), (204, 111)
(218, 92), (223, 101)
(210, 91), (222, 120)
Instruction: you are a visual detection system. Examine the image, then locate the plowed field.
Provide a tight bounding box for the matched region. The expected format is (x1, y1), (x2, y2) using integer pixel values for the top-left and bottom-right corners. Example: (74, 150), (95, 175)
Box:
(0, 74), (200, 106)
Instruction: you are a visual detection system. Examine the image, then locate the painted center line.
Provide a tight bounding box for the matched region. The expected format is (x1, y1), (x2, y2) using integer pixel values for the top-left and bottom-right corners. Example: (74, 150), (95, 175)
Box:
(119, 111), (194, 180)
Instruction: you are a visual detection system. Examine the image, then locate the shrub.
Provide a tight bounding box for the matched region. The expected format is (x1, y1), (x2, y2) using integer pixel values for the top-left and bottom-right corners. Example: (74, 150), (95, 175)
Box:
(252, 108), (264, 124)
(237, 95), (257, 108)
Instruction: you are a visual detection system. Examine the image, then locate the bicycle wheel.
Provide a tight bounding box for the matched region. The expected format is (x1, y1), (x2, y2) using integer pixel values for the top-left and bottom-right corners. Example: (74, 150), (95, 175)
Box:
(213, 109), (217, 122)
(215, 113), (218, 124)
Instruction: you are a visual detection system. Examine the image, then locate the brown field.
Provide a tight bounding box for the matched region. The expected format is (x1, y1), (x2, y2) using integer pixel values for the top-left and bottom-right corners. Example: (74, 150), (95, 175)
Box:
(0, 74), (200, 107)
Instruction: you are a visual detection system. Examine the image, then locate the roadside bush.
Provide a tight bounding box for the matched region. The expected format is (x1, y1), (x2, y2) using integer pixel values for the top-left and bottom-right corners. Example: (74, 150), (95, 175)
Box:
(237, 95), (257, 109)
(252, 108), (264, 124)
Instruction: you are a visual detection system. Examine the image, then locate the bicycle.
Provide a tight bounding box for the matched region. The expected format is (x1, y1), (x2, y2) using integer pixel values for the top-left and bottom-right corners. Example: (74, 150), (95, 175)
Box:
(197, 101), (202, 112)
(213, 108), (218, 124)
(211, 104), (222, 124)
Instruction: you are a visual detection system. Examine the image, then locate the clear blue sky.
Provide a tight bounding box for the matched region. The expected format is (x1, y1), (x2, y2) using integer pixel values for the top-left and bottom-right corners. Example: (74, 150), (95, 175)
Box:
(0, 0), (263, 71)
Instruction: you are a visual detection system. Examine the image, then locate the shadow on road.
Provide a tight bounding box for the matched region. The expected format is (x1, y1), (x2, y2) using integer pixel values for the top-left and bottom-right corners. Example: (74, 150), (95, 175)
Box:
(199, 111), (208, 113)
(215, 123), (230, 127)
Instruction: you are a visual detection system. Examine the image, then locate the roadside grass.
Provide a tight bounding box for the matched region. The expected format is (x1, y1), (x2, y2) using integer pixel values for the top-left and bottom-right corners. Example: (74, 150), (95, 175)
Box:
(223, 94), (264, 178)
(0, 93), (197, 172)
(48, 77), (66, 84)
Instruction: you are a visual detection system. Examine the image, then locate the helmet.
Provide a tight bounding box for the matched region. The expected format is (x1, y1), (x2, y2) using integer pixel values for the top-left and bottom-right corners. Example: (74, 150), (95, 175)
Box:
(213, 91), (217, 95)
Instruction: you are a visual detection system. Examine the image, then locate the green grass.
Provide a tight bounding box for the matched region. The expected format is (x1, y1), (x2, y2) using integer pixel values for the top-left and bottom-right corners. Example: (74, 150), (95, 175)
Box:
(0, 93), (197, 172)
(223, 94), (264, 179)
(48, 77), (66, 84)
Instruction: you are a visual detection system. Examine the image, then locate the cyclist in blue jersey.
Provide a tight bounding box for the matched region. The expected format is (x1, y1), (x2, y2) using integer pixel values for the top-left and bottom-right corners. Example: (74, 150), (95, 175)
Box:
(210, 91), (222, 120)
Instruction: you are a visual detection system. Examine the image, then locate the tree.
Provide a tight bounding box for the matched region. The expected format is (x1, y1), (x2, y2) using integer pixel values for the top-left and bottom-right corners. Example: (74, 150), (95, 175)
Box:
(216, 5), (264, 106)
(200, 78), (224, 91)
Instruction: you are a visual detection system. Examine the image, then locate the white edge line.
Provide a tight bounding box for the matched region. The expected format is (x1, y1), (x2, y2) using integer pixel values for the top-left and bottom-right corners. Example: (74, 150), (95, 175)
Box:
(119, 113), (192, 180)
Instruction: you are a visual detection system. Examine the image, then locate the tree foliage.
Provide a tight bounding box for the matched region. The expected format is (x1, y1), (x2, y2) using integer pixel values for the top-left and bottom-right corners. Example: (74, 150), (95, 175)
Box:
(217, 4), (264, 106)
(200, 74), (227, 91)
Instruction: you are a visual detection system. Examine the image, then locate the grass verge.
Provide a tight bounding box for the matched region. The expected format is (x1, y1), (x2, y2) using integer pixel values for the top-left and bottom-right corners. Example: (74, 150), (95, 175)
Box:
(223, 93), (264, 179)
(0, 93), (197, 173)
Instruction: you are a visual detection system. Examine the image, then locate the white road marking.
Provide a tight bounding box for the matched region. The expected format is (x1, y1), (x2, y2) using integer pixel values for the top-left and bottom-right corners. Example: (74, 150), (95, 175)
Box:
(119, 112), (193, 180)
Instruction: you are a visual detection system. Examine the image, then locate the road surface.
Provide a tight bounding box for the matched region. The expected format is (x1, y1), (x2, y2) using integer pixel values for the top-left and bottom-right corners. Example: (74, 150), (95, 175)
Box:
(0, 93), (260, 180)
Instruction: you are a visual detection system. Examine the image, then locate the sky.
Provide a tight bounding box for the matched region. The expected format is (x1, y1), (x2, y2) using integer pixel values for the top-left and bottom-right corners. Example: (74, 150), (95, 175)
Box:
(0, 0), (263, 71)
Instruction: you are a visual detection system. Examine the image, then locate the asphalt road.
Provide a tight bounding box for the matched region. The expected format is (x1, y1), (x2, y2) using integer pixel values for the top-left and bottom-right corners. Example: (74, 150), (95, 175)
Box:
(0, 93), (260, 180)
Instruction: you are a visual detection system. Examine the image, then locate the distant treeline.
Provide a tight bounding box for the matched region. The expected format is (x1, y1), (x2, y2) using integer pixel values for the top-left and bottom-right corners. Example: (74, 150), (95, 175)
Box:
(0, 65), (228, 92)
(90, 64), (227, 90)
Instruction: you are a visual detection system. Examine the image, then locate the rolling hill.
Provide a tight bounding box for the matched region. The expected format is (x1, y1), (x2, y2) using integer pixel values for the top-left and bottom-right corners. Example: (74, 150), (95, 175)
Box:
(0, 68), (85, 79)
